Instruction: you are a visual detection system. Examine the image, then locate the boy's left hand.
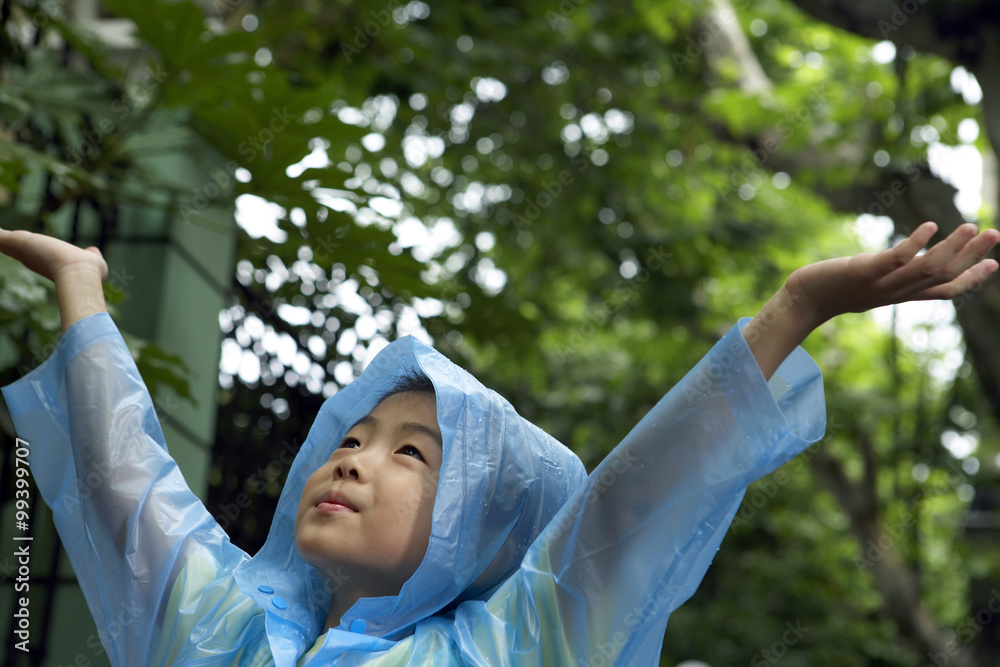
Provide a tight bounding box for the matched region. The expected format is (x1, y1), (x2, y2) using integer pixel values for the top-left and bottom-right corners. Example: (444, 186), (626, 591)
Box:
(744, 221), (999, 381)
(785, 222), (1000, 329)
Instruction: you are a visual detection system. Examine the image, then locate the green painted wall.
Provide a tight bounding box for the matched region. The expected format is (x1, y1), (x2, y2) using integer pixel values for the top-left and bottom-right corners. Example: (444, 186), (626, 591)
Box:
(1, 201), (235, 665)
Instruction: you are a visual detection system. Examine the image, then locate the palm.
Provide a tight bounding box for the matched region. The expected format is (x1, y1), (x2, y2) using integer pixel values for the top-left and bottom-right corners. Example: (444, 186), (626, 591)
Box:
(786, 222), (1000, 324)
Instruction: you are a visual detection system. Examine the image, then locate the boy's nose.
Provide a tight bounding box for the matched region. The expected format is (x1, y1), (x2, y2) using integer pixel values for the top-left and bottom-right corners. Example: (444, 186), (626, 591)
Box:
(333, 460), (361, 480)
(334, 447), (374, 480)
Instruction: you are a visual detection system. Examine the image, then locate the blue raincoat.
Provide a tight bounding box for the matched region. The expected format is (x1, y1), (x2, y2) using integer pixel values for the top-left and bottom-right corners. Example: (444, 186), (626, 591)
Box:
(2, 311), (825, 665)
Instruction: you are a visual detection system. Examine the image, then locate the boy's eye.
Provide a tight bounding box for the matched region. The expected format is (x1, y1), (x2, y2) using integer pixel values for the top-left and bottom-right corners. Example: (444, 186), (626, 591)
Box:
(339, 437), (360, 449)
(400, 445), (424, 461)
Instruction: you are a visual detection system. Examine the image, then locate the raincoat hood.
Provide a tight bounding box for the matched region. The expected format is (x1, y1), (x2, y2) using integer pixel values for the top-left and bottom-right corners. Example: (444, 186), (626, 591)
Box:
(234, 335), (588, 653)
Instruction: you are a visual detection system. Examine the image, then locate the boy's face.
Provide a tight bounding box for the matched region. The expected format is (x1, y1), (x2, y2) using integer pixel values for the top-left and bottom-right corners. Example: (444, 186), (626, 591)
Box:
(295, 391), (443, 596)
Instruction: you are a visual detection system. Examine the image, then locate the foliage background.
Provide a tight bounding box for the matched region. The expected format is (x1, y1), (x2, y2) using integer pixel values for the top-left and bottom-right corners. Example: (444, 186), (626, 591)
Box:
(1, 0), (999, 664)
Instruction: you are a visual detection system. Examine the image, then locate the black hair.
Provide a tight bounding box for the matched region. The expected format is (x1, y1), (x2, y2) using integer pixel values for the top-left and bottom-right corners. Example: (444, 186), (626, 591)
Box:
(378, 369), (435, 403)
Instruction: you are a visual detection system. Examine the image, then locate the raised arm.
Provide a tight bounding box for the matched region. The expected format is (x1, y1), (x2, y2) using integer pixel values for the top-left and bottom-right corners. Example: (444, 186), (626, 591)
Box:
(469, 221), (998, 666)
(1, 228), (244, 664)
(743, 222), (1000, 380)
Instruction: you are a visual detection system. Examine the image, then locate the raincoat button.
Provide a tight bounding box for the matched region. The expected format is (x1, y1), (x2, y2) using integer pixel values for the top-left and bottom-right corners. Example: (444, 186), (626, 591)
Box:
(257, 585), (274, 594)
(272, 597), (288, 610)
(350, 619), (367, 633)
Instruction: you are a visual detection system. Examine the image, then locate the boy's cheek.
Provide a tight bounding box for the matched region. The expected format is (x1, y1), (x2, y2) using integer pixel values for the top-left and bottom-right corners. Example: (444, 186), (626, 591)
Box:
(418, 475), (438, 500)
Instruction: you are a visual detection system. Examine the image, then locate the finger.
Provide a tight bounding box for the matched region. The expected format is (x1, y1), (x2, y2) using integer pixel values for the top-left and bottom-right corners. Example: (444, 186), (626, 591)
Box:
(935, 227), (1000, 282)
(914, 258), (999, 301)
(913, 222), (980, 276)
(878, 223), (982, 292)
(875, 221), (938, 273)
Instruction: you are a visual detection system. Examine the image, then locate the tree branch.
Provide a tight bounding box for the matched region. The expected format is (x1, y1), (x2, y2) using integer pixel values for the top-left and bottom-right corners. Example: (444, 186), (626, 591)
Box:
(785, 0), (1000, 222)
(783, 0), (991, 65)
(808, 451), (975, 667)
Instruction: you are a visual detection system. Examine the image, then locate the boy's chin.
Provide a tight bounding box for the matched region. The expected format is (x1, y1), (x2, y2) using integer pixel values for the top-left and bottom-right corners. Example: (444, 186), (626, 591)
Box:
(299, 553), (345, 583)
(293, 538), (330, 573)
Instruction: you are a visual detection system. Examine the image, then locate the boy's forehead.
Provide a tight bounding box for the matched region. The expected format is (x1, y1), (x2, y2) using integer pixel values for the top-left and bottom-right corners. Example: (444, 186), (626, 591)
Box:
(347, 394), (442, 445)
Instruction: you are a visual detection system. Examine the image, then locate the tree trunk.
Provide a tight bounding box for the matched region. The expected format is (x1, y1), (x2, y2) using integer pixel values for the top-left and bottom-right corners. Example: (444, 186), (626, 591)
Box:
(699, 1), (1000, 663)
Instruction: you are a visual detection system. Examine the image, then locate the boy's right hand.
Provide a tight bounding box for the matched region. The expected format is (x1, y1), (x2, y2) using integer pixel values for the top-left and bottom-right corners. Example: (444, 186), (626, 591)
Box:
(0, 227), (109, 283)
(0, 228), (109, 331)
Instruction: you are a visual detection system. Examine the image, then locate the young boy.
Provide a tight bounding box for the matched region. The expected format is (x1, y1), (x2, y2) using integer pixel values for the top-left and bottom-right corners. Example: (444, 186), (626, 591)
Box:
(1, 223), (996, 665)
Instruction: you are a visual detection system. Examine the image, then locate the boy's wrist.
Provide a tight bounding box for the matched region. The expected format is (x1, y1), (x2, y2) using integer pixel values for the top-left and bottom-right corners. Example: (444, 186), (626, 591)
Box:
(55, 266), (108, 332)
(745, 283), (819, 341)
(742, 281), (825, 381)
(781, 269), (835, 331)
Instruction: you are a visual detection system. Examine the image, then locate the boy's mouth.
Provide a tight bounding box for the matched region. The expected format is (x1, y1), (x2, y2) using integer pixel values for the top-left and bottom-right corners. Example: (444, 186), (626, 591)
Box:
(317, 490), (358, 513)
